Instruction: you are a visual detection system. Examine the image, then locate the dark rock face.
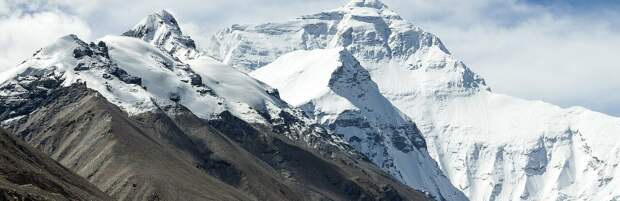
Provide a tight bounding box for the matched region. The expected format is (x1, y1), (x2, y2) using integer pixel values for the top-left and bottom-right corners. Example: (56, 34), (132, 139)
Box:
(0, 68), (64, 121)
(209, 111), (426, 201)
(1, 85), (431, 201)
(106, 66), (142, 85)
(189, 74), (202, 86)
(4, 85), (253, 201)
(0, 128), (111, 201)
(73, 47), (93, 59)
(73, 41), (109, 60)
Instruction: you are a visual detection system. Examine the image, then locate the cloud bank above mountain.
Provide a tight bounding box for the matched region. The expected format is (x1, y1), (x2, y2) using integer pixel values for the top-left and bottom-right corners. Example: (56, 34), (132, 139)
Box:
(1, 0), (618, 116)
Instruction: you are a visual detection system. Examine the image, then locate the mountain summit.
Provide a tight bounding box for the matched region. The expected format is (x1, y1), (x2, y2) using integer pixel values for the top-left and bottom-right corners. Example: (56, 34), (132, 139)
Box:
(123, 10), (199, 60)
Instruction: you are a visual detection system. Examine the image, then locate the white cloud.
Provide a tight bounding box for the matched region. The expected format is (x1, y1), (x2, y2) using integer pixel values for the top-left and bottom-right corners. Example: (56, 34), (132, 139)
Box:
(382, 0), (620, 116)
(71, 0), (344, 38)
(433, 19), (620, 113)
(0, 1), (8, 15)
(0, 11), (92, 72)
(179, 22), (211, 49)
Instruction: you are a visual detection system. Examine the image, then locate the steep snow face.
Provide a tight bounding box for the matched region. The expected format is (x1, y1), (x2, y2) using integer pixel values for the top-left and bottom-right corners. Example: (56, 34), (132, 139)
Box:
(209, 0), (620, 200)
(0, 34), (288, 125)
(123, 10), (199, 61)
(411, 91), (620, 201)
(185, 56), (285, 118)
(0, 35), (222, 119)
(252, 48), (467, 201)
(252, 48), (343, 107)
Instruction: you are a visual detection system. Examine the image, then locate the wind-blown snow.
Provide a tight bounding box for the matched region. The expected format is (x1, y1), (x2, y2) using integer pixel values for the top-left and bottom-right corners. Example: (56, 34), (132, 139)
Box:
(209, 0), (620, 200)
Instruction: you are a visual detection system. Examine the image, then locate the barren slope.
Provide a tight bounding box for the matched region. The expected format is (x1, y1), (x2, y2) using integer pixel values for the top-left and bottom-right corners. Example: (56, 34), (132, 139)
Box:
(0, 128), (110, 201)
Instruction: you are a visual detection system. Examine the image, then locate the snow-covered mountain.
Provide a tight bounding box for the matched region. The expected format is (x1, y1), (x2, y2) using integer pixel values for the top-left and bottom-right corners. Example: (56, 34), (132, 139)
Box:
(0, 14), (351, 155)
(208, 0), (620, 200)
(252, 47), (466, 201)
(119, 12), (462, 200)
(0, 9), (434, 201)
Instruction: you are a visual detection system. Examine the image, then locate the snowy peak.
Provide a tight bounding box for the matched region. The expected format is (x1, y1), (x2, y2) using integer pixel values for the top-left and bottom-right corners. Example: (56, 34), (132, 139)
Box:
(153, 10), (180, 28)
(123, 10), (198, 60)
(123, 10), (183, 42)
(328, 48), (372, 89)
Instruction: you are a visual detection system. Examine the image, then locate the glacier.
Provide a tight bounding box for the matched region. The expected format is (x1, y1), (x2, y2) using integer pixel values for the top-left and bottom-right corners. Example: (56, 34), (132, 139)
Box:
(207, 0), (620, 200)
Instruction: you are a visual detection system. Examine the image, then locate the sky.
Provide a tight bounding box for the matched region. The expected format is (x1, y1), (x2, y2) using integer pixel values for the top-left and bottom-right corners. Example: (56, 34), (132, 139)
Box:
(1, 0), (619, 116)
